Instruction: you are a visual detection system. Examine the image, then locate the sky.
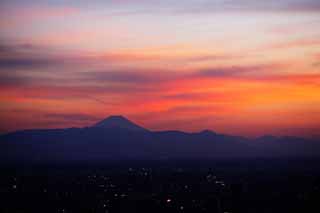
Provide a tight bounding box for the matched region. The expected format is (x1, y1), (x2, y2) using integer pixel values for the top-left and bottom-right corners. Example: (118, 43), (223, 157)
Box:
(0, 0), (320, 138)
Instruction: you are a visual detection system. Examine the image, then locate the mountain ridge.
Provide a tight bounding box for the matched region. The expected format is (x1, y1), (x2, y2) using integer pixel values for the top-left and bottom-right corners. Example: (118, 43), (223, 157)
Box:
(1, 115), (319, 163)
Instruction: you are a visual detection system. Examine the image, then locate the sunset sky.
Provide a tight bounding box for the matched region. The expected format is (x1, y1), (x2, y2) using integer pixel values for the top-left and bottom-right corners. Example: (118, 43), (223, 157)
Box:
(0, 0), (320, 137)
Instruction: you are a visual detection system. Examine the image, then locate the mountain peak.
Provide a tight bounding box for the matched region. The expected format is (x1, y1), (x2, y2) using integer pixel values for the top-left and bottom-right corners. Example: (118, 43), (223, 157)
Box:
(93, 115), (148, 132)
(199, 129), (217, 135)
(200, 129), (216, 134)
(107, 115), (128, 120)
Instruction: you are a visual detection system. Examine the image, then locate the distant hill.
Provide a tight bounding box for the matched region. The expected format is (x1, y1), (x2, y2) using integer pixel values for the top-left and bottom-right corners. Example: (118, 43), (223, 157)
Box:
(0, 115), (319, 164)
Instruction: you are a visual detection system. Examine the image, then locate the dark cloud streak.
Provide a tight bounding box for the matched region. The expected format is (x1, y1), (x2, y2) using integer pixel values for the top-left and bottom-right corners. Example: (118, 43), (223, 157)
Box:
(44, 113), (99, 122)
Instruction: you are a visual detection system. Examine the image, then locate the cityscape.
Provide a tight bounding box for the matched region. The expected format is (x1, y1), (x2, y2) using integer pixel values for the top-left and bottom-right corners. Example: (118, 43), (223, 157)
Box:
(2, 160), (320, 213)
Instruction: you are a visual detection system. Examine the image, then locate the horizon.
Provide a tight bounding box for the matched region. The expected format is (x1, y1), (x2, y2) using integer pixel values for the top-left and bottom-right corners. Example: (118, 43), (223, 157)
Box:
(1, 0), (320, 138)
(1, 114), (316, 140)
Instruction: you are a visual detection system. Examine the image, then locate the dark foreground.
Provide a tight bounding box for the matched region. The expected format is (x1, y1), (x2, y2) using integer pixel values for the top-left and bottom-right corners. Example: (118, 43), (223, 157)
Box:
(1, 159), (320, 213)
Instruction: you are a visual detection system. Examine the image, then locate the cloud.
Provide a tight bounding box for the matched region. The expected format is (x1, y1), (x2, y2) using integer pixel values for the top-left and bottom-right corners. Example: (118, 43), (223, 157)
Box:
(80, 69), (181, 85)
(0, 43), (63, 69)
(163, 93), (210, 100)
(83, 64), (280, 88)
(179, 0), (320, 14)
(193, 64), (278, 78)
(0, 57), (61, 69)
(270, 38), (320, 49)
(100, 50), (236, 63)
(85, 71), (157, 83)
(44, 113), (99, 122)
(2, 0), (319, 18)
(312, 53), (320, 67)
(269, 19), (320, 36)
(313, 62), (320, 67)
(0, 43), (39, 55)
(68, 0), (320, 13)
(0, 42), (283, 91)
(0, 4), (78, 19)
(0, 42), (235, 72)
(0, 42), (97, 73)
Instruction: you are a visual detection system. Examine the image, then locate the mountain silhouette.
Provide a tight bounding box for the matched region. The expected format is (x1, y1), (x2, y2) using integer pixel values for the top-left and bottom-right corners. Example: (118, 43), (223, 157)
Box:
(93, 115), (148, 132)
(0, 115), (319, 164)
